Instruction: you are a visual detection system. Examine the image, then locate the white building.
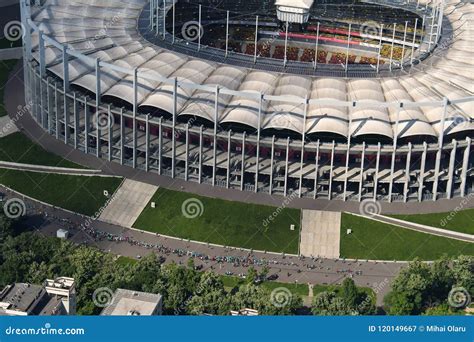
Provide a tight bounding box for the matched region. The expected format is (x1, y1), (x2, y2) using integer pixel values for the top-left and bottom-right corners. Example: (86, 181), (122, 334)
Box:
(275, 0), (314, 24)
(100, 289), (163, 316)
(0, 277), (76, 316)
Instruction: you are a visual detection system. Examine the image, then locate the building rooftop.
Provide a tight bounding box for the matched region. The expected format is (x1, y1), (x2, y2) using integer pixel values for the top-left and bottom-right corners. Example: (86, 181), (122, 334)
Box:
(100, 289), (163, 316)
(0, 283), (44, 314)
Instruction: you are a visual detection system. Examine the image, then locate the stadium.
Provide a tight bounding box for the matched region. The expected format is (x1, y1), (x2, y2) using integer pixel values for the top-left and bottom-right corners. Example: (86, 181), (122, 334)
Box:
(18, 0), (473, 202)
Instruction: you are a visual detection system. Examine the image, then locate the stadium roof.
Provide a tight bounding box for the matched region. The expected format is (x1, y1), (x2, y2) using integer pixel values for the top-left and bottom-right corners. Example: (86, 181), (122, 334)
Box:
(30, 0), (474, 140)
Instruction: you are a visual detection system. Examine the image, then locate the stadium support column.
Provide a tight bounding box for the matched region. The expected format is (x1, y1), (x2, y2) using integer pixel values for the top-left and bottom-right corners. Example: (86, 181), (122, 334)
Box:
(284, 137), (290, 197)
(389, 23), (396, 71)
(433, 97), (448, 201)
(255, 93), (263, 193)
(401, 21), (408, 69)
(95, 58), (101, 158)
(418, 142), (428, 202)
(62, 45), (70, 143)
(313, 140), (320, 199)
(185, 123), (189, 180)
(241, 132), (246, 191)
(358, 142), (366, 201)
(254, 16), (258, 63)
(389, 103), (402, 202)
(460, 137), (471, 197)
(436, 0), (445, 42)
(313, 22), (320, 70)
(120, 108), (124, 165)
(226, 130), (232, 188)
(299, 97), (308, 198)
(132, 68), (138, 169)
(20, 0), (32, 106)
(55, 84), (60, 140)
(145, 114), (150, 172)
(376, 24), (383, 74)
(73, 92), (78, 149)
(283, 19), (289, 67)
(404, 142), (412, 202)
(213, 86), (220, 186)
(343, 106), (353, 201)
(373, 142), (381, 201)
(198, 4), (202, 51)
(38, 30), (45, 126)
(83, 96), (88, 153)
(47, 78), (52, 134)
(446, 139), (457, 199)
(428, 6), (436, 51)
(328, 141), (335, 200)
(225, 11), (230, 58)
(158, 117), (163, 174)
(269, 135), (275, 194)
(108, 105), (113, 162)
(155, 0), (159, 36)
(198, 126), (203, 183)
(149, 0), (153, 28)
(172, 78), (177, 178)
(162, 0), (166, 40)
(172, 0), (175, 44)
(345, 23), (351, 72)
(410, 18), (418, 65)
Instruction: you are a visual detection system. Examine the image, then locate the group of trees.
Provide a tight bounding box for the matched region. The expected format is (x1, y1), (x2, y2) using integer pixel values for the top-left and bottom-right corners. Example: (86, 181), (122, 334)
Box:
(311, 278), (376, 315)
(1, 214), (470, 316)
(384, 256), (473, 315)
(0, 216), (302, 315)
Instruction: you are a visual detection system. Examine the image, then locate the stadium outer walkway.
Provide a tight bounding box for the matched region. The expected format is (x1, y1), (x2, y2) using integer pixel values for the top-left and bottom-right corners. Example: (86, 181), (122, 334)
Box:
(6, 60), (474, 215)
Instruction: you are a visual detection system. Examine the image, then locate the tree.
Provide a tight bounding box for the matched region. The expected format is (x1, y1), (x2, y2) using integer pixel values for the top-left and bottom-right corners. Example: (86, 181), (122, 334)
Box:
(246, 266), (257, 284)
(342, 278), (359, 308)
(312, 291), (356, 316)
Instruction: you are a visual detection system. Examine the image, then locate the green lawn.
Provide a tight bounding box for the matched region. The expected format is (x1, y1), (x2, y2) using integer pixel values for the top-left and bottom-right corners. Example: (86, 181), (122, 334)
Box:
(0, 168), (122, 216)
(221, 275), (308, 296)
(116, 256), (138, 266)
(133, 188), (301, 254)
(391, 209), (474, 235)
(0, 59), (18, 117)
(340, 213), (474, 261)
(0, 132), (84, 168)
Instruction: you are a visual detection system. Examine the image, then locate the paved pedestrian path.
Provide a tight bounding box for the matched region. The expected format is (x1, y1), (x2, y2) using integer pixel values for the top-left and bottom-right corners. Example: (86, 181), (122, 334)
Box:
(300, 210), (341, 258)
(99, 179), (158, 228)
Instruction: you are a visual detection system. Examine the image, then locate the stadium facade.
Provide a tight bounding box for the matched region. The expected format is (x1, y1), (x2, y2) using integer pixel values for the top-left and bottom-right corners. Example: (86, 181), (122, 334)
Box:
(19, 0), (473, 203)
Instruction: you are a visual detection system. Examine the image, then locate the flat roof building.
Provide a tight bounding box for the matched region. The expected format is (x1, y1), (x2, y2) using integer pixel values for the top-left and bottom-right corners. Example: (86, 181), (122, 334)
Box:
(100, 289), (163, 316)
(0, 277), (76, 316)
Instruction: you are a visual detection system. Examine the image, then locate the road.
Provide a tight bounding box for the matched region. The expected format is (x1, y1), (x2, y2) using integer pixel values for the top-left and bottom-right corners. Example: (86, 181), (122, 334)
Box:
(1, 185), (405, 306)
